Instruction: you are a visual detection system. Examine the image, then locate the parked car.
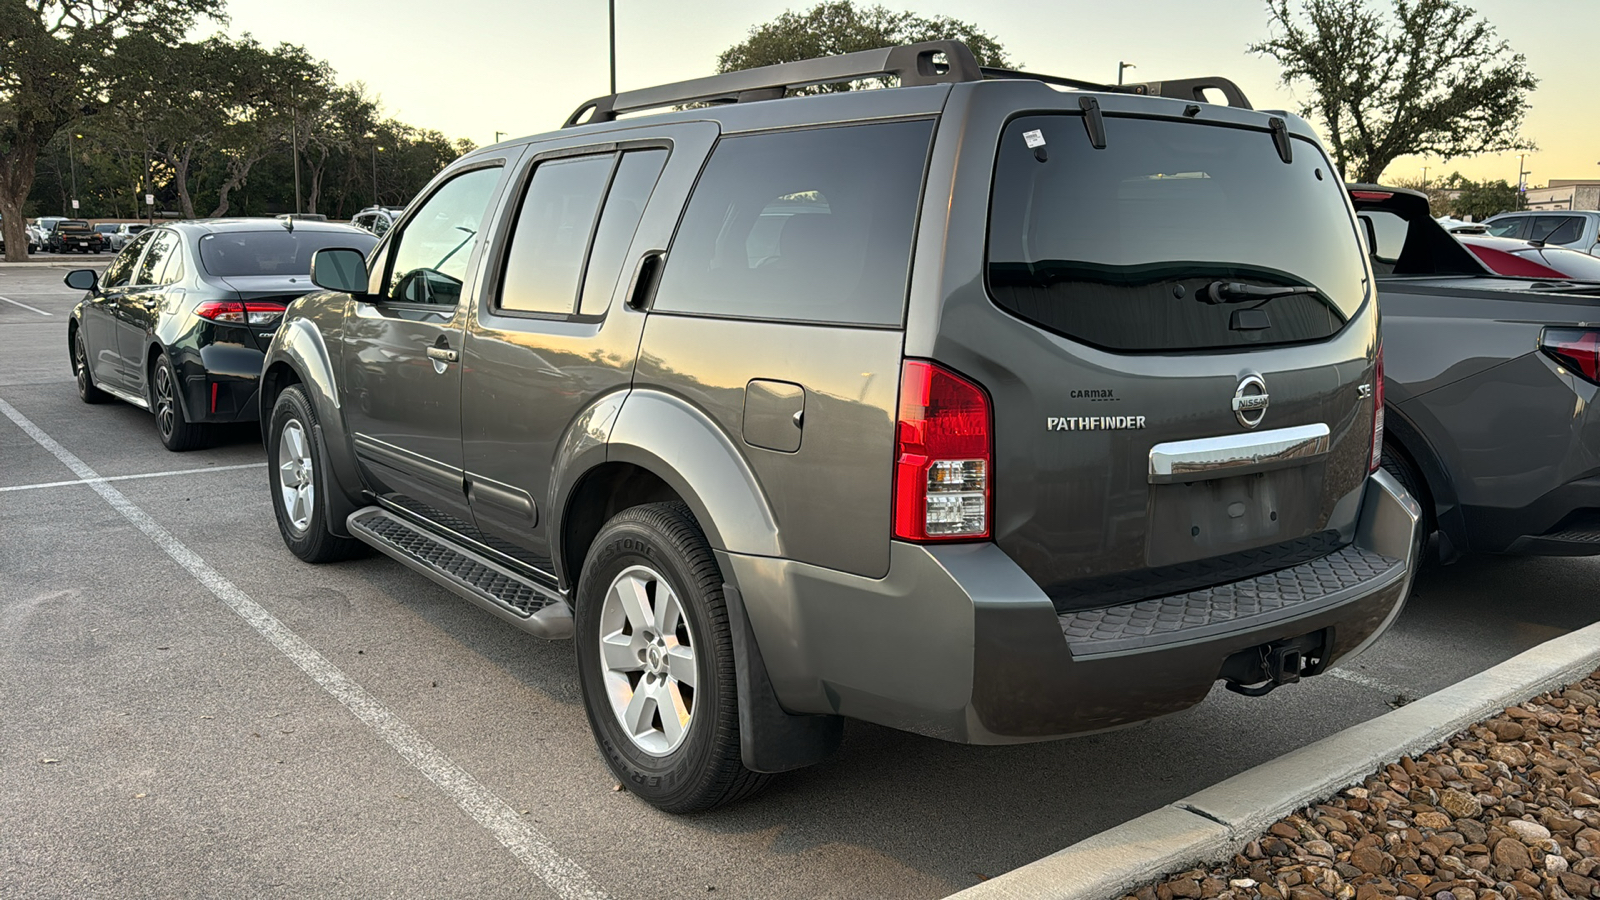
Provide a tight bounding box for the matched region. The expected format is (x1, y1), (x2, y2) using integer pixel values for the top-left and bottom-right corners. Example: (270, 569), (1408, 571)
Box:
(1454, 233), (1600, 281)
(350, 205), (406, 237)
(46, 219), (104, 253)
(1482, 211), (1600, 257)
(92, 223), (120, 245)
(0, 216), (39, 254)
(65, 219), (377, 450)
(106, 223), (149, 251)
(262, 42), (1419, 813)
(29, 217), (62, 249)
(275, 212), (328, 222)
(1350, 184), (1600, 560)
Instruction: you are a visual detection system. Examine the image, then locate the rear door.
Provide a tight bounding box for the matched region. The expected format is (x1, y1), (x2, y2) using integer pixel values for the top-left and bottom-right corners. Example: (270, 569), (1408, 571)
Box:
(928, 104), (1378, 610)
(341, 158), (515, 528)
(86, 231), (154, 390)
(637, 118), (937, 579)
(460, 123), (714, 570)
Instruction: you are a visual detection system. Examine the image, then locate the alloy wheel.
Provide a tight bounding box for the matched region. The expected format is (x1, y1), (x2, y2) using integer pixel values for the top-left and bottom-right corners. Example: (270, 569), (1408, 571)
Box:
(153, 363), (176, 438)
(277, 419), (315, 534)
(74, 333), (90, 394)
(598, 565), (698, 756)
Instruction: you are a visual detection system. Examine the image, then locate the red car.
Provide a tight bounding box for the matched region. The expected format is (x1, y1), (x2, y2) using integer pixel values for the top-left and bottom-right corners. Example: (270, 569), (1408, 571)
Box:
(1456, 234), (1600, 281)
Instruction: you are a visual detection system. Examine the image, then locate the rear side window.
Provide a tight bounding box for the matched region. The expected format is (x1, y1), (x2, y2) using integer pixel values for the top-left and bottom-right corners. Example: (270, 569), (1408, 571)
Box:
(652, 119), (934, 326)
(988, 115), (1368, 352)
(498, 155), (615, 315)
(135, 230), (180, 285)
(1486, 217), (1527, 239)
(578, 149), (667, 316)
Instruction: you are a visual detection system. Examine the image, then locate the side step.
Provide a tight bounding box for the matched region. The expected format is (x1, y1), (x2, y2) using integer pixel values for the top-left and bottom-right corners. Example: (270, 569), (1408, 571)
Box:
(347, 508), (573, 640)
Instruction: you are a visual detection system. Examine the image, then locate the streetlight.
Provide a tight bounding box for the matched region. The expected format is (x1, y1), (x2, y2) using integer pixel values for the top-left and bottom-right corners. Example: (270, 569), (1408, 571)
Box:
(1517, 153), (1532, 210)
(371, 143), (384, 205)
(1421, 165), (1429, 188)
(494, 131), (505, 143)
(1118, 61), (1136, 85)
(69, 133), (82, 214)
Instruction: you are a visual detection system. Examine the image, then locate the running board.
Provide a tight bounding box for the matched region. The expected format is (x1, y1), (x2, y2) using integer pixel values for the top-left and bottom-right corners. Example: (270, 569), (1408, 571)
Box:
(346, 507), (573, 640)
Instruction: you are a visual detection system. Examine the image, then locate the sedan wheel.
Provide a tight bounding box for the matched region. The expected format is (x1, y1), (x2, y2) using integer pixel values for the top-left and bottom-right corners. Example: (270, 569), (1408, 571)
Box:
(73, 329), (108, 404)
(151, 352), (211, 451)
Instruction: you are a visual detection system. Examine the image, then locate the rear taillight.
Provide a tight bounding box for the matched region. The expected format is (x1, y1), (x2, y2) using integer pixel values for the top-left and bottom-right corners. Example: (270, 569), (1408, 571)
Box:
(893, 360), (992, 541)
(194, 300), (286, 326)
(1370, 344), (1385, 473)
(1542, 328), (1600, 384)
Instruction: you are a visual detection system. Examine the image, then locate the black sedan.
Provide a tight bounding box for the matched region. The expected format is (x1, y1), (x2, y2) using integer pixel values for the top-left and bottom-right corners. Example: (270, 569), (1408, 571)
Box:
(66, 219), (377, 450)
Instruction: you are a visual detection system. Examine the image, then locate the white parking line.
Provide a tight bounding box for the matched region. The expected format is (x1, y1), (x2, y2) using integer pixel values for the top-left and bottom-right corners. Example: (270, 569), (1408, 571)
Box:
(0, 462), (266, 493)
(1328, 666), (1410, 697)
(0, 295), (52, 316)
(0, 398), (610, 900)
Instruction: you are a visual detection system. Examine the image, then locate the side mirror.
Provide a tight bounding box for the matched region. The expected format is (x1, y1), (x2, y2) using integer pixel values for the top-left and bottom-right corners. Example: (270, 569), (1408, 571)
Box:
(310, 247), (370, 294)
(64, 269), (98, 292)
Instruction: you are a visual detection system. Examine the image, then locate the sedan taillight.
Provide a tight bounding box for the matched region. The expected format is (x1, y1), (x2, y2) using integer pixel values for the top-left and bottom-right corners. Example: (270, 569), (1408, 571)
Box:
(194, 300), (286, 326)
(1541, 328), (1600, 385)
(893, 360), (992, 542)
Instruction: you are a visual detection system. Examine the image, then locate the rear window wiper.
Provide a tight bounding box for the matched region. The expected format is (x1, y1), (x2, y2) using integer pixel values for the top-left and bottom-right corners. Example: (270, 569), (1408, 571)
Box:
(1198, 281), (1317, 304)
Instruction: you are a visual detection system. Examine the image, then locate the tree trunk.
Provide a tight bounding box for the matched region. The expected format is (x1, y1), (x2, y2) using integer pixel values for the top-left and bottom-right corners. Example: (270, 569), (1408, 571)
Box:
(0, 143), (41, 262)
(165, 147), (197, 220)
(211, 151), (263, 218)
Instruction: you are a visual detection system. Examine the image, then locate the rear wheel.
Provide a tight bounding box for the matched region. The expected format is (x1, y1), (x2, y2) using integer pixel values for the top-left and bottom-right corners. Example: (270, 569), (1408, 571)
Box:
(268, 386), (362, 563)
(575, 502), (769, 813)
(72, 328), (108, 404)
(151, 351), (211, 451)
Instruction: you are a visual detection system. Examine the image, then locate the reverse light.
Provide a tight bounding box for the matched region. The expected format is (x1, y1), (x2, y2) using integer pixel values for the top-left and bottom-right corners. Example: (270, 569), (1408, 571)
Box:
(1370, 344), (1385, 472)
(893, 360), (992, 541)
(1542, 328), (1600, 385)
(195, 299), (287, 326)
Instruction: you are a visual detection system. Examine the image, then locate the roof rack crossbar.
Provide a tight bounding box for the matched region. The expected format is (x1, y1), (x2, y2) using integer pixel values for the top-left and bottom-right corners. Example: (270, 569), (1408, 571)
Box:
(1126, 77), (1253, 110)
(563, 40), (982, 127)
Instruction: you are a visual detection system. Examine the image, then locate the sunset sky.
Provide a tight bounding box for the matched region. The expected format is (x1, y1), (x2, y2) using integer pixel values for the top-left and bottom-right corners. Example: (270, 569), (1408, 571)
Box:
(223, 0), (1596, 188)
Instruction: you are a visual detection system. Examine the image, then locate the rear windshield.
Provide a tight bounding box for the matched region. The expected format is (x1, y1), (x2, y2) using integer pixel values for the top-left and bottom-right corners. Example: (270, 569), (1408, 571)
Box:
(987, 115), (1368, 352)
(198, 230), (376, 277)
(58, 220), (90, 230)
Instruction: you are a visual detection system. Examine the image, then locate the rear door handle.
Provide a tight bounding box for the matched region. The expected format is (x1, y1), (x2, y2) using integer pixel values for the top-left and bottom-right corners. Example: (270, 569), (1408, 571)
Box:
(426, 346), (459, 363)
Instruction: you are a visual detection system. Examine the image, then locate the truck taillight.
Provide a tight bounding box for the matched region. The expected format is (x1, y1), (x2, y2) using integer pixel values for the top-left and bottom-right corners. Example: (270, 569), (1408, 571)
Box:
(893, 360), (992, 541)
(1541, 328), (1600, 385)
(194, 300), (286, 325)
(1370, 344), (1385, 473)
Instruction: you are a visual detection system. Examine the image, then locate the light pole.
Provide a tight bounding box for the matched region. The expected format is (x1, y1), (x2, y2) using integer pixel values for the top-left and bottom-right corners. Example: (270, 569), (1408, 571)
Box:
(494, 131), (505, 143)
(1118, 61), (1136, 85)
(371, 143), (384, 205)
(68, 133), (81, 214)
(1421, 165), (1429, 189)
(609, 0), (617, 95)
(1517, 153), (1532, 211)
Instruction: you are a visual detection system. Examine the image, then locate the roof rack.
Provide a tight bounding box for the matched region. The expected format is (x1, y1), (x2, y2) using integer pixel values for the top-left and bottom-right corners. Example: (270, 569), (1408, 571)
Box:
(562, 41), (1252, 128)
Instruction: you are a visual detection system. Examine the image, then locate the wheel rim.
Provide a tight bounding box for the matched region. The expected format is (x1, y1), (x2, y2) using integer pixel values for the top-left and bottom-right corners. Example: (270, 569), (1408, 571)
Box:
(277, 419), (315, 533)
(153, 363), (176, 438)
(598, 565), (698, 756)
(74, 333), (90, 394)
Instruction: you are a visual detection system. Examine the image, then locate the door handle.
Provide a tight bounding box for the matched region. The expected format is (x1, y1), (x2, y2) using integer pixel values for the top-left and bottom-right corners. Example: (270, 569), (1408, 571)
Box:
(426, 346), (459, 363)
(141, 297), (159, 308)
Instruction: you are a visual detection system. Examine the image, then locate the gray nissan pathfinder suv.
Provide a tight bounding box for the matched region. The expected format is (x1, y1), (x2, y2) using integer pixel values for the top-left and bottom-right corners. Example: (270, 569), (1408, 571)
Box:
(260, 42), (1421, 812)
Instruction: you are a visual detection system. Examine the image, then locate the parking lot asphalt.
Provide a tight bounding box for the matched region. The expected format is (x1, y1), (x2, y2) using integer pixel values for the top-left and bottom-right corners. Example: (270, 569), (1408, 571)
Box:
(4, 261), (1599, 899)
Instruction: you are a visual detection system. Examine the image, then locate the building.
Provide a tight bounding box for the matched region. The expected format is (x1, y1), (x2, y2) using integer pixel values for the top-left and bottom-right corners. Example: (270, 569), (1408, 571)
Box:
(1524, 179), (1600, 212)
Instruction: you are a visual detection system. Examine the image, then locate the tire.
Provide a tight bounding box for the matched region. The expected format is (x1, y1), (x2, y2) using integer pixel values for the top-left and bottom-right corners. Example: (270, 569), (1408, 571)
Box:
(150, 351), (211, 451)
(574, 502), (770, 813)
(268, 385), (363, 563)
(71, 327), (109, 404)
(1381, 440), (1432, 565)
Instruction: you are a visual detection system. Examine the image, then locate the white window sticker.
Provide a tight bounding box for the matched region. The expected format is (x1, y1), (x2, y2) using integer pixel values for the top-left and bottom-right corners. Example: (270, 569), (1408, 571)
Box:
(1022, 129), (1047, 149)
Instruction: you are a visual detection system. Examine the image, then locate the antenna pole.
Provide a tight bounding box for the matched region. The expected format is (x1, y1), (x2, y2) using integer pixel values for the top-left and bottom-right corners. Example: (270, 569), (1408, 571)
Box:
(608, 0), (617, 95)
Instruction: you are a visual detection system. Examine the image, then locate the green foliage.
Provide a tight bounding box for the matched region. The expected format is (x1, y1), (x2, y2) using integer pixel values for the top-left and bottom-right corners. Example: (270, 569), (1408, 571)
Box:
(1450, 176), (1518, 221)
(1250, 0), (1538, 184)
(716, 1), (1012, 91)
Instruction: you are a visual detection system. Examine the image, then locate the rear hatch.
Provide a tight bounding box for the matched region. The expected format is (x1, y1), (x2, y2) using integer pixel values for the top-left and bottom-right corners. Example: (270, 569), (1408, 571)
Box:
(937, 103), (1379, 612)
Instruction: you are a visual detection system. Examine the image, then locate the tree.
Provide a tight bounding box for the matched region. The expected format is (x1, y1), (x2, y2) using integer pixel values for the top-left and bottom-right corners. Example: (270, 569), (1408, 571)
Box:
(1249, 0), (1537, 184)
(1451, 177), (1518, 222)
(0, 0), (223, 260)
(717, 1), (1012, 89)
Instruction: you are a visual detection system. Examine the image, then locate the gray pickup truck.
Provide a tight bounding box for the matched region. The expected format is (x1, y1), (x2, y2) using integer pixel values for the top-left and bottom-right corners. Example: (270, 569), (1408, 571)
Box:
(260, 42), (1420, 812)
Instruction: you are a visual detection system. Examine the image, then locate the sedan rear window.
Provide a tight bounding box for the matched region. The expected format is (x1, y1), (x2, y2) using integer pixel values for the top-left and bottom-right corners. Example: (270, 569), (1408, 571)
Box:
(987, 115), (1368, 351)
(199, 230), (376, 277)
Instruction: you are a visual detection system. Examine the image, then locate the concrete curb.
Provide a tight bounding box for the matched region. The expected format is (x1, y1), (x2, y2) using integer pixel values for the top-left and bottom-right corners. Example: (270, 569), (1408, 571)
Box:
(945, 619), (1600, 900)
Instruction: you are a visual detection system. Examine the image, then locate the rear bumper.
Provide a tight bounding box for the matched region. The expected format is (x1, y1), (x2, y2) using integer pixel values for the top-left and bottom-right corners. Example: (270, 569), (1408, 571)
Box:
(724, 470), (1421, 744)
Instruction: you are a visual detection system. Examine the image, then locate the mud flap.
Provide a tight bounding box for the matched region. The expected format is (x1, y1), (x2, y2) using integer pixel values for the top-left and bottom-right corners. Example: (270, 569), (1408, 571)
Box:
(723, 583), (843, 774)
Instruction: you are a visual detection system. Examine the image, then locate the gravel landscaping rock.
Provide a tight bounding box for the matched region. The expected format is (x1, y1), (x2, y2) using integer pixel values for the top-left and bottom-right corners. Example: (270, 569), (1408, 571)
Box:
(1126, 673), (1600, 900)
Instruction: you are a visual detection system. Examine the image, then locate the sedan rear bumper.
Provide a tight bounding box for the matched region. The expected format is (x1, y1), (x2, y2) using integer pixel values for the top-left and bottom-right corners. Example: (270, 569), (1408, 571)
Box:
(724, 470), (1421, 744)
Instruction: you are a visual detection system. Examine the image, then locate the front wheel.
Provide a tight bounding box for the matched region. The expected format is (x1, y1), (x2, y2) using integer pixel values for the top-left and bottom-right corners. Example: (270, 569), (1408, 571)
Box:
(574, 502), (769, 813)
(269, 386), (362, 563)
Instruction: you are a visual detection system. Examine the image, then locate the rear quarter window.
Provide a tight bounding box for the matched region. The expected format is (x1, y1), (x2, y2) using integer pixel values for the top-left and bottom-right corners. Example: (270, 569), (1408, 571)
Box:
(652, 119), (934, 326)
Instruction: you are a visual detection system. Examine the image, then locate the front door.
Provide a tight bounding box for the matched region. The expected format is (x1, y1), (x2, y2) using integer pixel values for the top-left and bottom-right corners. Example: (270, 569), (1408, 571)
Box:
(341, 160), (513, 529)
(87, 230), (155, 390)
(460, 123), (717, 571)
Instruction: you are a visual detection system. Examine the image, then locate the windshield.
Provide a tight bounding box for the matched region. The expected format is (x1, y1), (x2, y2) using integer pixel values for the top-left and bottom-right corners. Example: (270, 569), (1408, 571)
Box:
(198, 230), (376, 277)
(987, 115), (1368, 351)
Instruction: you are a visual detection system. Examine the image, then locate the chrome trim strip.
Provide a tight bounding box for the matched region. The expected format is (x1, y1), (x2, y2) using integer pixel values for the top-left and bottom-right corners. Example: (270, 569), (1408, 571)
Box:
(1148, 423), (1331, 484)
